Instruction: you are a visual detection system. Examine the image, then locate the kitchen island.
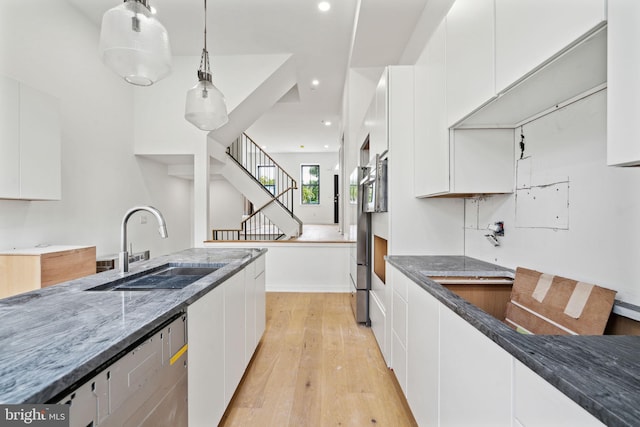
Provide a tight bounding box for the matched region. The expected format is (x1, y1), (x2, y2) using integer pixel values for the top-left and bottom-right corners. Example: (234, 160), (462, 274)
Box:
(0, 247), (265, 405)
(386, 255), (640, 427)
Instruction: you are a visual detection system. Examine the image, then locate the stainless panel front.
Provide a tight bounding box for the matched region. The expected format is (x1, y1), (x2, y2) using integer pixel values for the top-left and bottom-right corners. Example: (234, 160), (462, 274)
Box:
(61, 315), (188, 427)
(350, 275), (369, 324)
(354, 289), (369, 324)
(356, 264), (368, 291)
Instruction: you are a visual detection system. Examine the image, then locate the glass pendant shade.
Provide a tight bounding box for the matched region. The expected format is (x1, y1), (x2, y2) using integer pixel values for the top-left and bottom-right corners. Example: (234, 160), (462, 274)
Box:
(185, 78), (229, 131)
(99, 0), (172, 86)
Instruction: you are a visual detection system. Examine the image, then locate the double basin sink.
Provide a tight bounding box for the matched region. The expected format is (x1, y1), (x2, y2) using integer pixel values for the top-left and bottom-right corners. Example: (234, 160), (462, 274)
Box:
(87, 263), (226, 291)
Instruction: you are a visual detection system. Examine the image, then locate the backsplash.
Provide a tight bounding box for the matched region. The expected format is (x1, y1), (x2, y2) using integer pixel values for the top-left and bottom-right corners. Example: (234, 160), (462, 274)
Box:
(463, 90), (640, 306)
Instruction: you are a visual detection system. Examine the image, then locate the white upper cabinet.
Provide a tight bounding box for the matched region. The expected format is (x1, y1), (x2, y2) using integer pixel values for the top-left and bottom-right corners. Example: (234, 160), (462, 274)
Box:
(446, 0), (496, 127)
(414, 19), (515, 198)
(19, 84), (61, 200)
(414, 21), (449, 197)
(372, 71), (388, 158)
(449, 129), (514, 195)
(0, 76), (61, 200)
(607, 0), (640, 166)
(0, 76), (21, 198)
(495, 0), (606, 94)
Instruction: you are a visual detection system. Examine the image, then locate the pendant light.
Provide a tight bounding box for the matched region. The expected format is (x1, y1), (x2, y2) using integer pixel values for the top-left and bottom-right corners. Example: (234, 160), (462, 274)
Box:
(99, 0), (172, 86)
(185, 0), (229, 131)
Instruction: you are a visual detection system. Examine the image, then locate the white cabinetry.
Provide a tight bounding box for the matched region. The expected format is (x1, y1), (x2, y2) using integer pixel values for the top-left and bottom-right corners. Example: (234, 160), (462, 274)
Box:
(245, 254), (266, 364)
(388, 264), (606, 427)
(369, 288), (387, 364)
(414, 18), (514, 198)
(449, 129), (514, 195)
(514, 361), (605, 427)
(495, 0), (605, 94)
(439, 305), (512, 426)
(414, 21), (448, 197)
(390, 266), (408, 394)
(389, 264), (440, 427)
(0, 76), (20, 197)
(254, 255), (266, 349)
(369, 72), (388, 157)
(224, 269), (246, 406)
(0, 76), (61, 200)
(188, 282), (225, 424)
(607, 0), (640, 166)
(446, 0), (495, 127)
(188, 256), (266, 425)
(406, 272), (439, 427)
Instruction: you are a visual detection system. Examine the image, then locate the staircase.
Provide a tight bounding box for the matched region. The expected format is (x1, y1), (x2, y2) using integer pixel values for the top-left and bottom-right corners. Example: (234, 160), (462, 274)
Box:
(212, 133), (303, 240)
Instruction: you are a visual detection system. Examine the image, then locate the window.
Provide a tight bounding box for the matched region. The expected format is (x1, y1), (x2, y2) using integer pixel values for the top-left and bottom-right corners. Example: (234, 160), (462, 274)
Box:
(301, 164), (320, 205)
(257, 165), (276, 195)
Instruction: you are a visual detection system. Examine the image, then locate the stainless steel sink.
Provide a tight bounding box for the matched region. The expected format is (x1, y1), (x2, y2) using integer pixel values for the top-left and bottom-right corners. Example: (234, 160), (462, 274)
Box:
(87, 263), (225, 291)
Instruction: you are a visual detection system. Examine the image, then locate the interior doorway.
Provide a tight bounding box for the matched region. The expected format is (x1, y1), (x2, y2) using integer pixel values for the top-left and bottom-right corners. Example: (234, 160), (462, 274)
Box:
(333, 174), (339, 224)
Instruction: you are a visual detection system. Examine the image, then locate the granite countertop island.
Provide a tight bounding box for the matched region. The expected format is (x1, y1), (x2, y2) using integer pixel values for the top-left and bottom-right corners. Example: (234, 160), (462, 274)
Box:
(386, 255), (640, 427)
(0, 247), (265, 404)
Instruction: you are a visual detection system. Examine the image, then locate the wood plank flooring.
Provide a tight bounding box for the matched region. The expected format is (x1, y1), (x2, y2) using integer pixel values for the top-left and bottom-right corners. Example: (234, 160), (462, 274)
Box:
(220, 293), (417, 426)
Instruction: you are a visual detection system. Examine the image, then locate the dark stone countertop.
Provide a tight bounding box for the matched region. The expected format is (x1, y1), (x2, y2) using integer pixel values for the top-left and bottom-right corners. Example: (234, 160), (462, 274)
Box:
(386, 255), (640, 427)
(0, 248), (266, 404)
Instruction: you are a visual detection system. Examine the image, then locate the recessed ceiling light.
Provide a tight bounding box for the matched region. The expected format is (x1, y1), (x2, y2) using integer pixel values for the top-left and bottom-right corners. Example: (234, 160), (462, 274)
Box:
(324, 145), (329, 148)
(318, 1), (331, 12)
(323, 120), (332, 126)
(311, 79), (320, 86)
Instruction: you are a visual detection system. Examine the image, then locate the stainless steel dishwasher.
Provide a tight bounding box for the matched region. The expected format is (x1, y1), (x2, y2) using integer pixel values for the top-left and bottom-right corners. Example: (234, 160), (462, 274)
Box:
(58, 314), (188, 427)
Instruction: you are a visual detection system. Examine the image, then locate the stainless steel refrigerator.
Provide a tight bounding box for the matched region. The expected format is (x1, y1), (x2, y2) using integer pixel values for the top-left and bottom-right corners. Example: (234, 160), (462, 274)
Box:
(350, 165), (370, 325)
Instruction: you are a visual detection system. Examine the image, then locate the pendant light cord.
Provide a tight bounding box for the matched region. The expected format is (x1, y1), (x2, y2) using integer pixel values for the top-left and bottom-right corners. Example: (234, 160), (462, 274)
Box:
(203, 0), (207, 53)
(198, 0), (212, 81)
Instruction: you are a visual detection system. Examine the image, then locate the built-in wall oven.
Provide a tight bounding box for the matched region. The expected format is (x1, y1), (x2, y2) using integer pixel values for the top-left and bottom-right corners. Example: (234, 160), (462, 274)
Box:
(362, 154), (388, 214)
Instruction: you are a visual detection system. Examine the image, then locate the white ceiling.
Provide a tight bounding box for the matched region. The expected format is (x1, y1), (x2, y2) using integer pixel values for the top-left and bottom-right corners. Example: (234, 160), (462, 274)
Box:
(66, 0), (430, 153)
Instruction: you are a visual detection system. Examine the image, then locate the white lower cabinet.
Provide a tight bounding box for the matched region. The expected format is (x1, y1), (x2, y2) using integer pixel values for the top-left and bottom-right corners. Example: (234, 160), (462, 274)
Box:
(513, 361), (605, 427)
(224, 270), (246, 406)
(406, 275), (439, 427)
(246, 254), (266, 365)
(188, 256), (266, 426)
(369, 289), (387, 365)
(391, 269), (408, 393)
(439, 305), (512, 427)
(255, 256), (266, 346)
(388, 265), (605, 427)
(245, 261), (256, 366)
(187, 283), (225, 424)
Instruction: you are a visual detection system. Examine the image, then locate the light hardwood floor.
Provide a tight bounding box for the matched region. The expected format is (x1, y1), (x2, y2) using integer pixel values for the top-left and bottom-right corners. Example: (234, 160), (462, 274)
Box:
(220, 293), (417, 426)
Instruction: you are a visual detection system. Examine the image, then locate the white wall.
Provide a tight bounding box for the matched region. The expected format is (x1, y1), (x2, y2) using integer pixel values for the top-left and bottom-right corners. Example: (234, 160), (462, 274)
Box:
(465, 90), (640, 305)
(0, 0), (192, 257)
(270, 151), (339, 225)
(210, 178), (245, 231)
